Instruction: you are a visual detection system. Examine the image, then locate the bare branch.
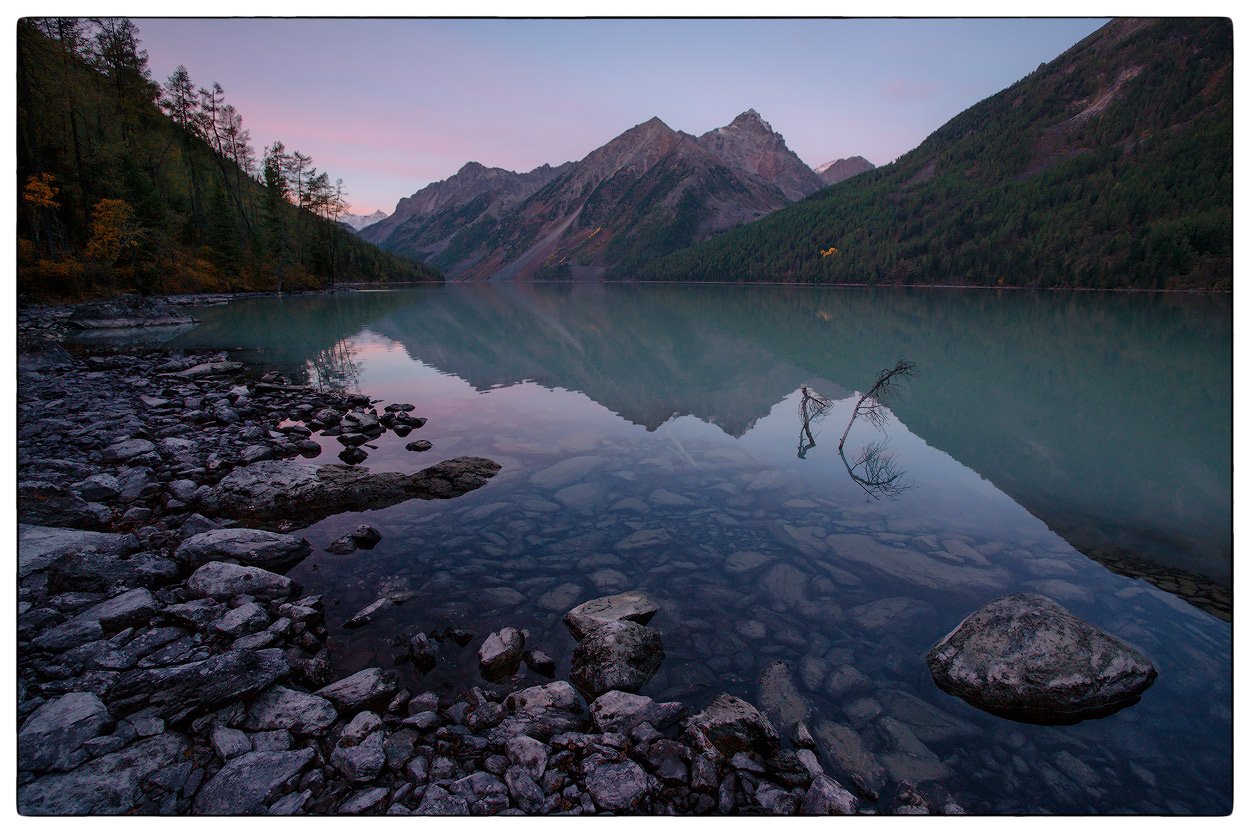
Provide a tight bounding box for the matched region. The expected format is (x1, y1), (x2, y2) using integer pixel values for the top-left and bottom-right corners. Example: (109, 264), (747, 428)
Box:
(838, 359), (916, 450)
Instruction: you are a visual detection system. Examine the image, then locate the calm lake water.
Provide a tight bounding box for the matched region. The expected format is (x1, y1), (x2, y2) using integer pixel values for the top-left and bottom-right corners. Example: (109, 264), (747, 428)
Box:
(164, 284), (1230, 814)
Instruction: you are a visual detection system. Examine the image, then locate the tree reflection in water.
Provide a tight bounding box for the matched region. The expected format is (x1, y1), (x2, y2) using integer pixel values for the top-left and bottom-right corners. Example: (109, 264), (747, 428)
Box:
(307, 339), (363, 393)
(798, 385), (911, 500)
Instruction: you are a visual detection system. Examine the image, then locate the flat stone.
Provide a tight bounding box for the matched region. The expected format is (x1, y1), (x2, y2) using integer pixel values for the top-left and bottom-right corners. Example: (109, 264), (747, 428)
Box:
(198, 457), (501, 529)
(192, 749), (315, 814)
(213, 602), (269, 637)
(18, 692), (111, 772)
(187, 561), (294, 602)
(802, 774), (859, 815)
(530, 455), (604, 489)
(109, 648), (289, 724)
(757, 660), (809, 732)
(245, 686), (338, 735)
(211, 725), (252, 759)
(18, 524), (139, 579)
(315, 667), (399, 712)
(339, 786), (390, 814)
(926, 593), (1158, 722)
(590, 690), (686, 735)
(176, 528), (311, 571)
(18, 733), (187, 815)
(812, 720), (887, 799)
(564, 591), (659, 640)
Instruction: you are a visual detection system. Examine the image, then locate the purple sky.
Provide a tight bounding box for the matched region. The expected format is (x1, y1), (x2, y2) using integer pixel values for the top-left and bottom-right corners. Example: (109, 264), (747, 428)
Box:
(137, 18), (1108, 215)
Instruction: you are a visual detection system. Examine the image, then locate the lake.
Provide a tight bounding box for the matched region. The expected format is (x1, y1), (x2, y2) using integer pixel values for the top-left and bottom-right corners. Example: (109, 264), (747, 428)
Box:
(157, 283), (1230, 814)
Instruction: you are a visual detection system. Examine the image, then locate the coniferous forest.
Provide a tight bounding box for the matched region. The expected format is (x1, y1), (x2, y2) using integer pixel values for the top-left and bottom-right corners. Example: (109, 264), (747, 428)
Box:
(630, 19), (1232, 289)
(16, 18), (441, 301)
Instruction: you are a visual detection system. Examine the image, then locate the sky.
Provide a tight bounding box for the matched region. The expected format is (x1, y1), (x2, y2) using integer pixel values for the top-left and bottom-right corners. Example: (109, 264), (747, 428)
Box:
(136, 18), (1109, 215)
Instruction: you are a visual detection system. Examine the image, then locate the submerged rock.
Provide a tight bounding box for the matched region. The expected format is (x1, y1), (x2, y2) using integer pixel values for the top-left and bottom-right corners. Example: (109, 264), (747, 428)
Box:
(564, 591), (658, 640)
(925, 593), (1157, 722)
(197, 457), (501, 528)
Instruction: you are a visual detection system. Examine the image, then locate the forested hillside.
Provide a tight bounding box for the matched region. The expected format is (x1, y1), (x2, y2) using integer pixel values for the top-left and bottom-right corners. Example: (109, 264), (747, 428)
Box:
(16, 18), (440, 300)
(632, 19), (1231, 289)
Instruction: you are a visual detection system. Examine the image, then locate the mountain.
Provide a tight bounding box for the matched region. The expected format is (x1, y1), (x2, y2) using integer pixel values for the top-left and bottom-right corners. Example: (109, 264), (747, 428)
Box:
(695, 109), (826, 200)
(339, 209), (389, 232)
(813, 156), (875, 186)
(638, 18), (1231, 290)
(366, 110), (827, 281)
(359, 161), (572, 264)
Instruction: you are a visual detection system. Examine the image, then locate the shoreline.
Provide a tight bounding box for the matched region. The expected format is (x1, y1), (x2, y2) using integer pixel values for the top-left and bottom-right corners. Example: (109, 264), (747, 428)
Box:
(15, 311), (934, 816)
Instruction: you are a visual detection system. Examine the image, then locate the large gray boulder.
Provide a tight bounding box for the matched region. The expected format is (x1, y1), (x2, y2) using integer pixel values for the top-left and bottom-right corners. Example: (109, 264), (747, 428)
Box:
(19, 692), (112, 772)
(109, 648), (289, 724)
(18, 733), (188, 815)
(684, 693), (780, 757)
(245, 686), (338, 735)
(186, 561), (295, 602)
(197, 457), (501, 529)
(584, 760), (649, 812)
(192, 749), (315, 814)
(926, 593), (1158, 722)
(315, 667), (399, 713)
(176, 528), (311, 571)
(18, 524), (140, 579)
(564, 591), (658, 640)
(569, 620), (664, 699)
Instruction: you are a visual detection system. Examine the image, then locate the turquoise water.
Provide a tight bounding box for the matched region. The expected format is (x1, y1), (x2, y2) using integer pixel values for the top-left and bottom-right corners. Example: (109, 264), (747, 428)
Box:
(167, 284), (1231, 814)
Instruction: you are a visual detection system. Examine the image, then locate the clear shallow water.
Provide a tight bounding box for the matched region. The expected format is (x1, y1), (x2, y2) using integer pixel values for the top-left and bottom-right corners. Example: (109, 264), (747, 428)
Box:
(169, 285), (1230, 814)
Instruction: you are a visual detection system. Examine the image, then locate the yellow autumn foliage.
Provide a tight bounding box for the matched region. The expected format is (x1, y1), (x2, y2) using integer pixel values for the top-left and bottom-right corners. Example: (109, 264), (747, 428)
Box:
(85, 199), (141, 266)
(23, 173), (60, 209)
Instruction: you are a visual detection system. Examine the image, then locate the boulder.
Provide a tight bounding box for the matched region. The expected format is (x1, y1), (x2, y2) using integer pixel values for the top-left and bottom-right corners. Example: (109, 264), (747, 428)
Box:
(684, 693), (780, 757)
(590, 690), (686, 735)
(192, 749), (315, 814)
(478, 627), (525, 678)
(18, 524), (139, 579)
(18, 733), (188, 815)
(564, 591), (658, 640)
(315, 667), (399, 713)
(186, 561), (295, 602)
(245, 685), (337, 730)
(18, 692), (111, 772)
(925, 593), (1158, 722)
(109, 648), (289, 724)
(175, 528), (311, 571)
(570, 620), (664, 698)
(584, 760), (649, 812)
(197, 457), (501, 529)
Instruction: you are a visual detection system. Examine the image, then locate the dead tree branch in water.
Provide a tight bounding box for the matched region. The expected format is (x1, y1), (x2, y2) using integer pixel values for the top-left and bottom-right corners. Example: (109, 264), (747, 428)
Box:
(837, 360), (916, 451)
(797, 385), (832, 459)
(839, 439), (912, 500)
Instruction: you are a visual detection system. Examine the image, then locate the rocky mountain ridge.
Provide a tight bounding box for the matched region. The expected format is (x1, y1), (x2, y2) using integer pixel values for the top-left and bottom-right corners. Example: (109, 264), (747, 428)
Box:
(813, 156), (876, 186)
(366, 110), (859, 281)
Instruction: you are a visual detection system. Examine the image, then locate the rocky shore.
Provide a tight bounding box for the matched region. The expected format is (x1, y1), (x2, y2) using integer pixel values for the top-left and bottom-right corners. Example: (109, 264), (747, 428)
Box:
(16, 303), (961, 816)
(15, 297), (1174, 815)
